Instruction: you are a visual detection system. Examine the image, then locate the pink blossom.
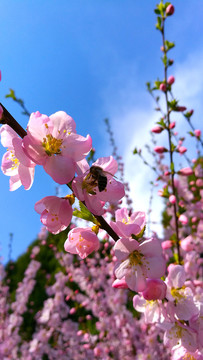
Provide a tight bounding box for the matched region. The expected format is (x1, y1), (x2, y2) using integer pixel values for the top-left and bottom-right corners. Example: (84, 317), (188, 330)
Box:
(166, 4), (175, 16)
(164, 322), (198, 353)
(113, 237), (165, 292)
(142, 279), (167, 300)
(112, 278), (129, 289)
(154, 146), (168, 154)
(133, 295), (165, 324)
(151, 126), (163, 134)
(64, 227), (100, 259)
(194, 129), (201, 137)
(169, 195), (176, 204)
(179, 167), (193, 176)
(179, 214), (188, 225)
(22, 111), (92, 184)
(180, 235), (194, 252)
(162, 240), (173, 249)
(165, 265), (199, 321)
(110, 207), (146, 238)
(72, 156), (125, 215)
(35, 196), (73, 234)
(168, 76), (175, 85)
(160, 83), (167, 92)
(178, 146), (187, 154)
(196, 178), (203, 187)
(0, 124), (35, 190)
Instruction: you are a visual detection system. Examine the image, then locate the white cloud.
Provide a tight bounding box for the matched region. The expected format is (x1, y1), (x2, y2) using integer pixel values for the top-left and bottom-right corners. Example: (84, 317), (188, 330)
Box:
(101, 51), (203, 238)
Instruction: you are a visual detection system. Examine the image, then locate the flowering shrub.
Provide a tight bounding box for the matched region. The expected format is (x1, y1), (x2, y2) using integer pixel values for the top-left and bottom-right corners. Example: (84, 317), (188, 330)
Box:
(0, 1), (202, 359)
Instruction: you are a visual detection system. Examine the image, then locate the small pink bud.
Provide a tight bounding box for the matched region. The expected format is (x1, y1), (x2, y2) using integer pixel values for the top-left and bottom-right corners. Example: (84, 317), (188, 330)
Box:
(168, 59), (174, 65)
(191, 186), (196, 192)
(166, 4), (175, 16)
(179, 167), (193, 176)
(69, 307), (76, 315)
(196, 179), (203, 187)
(154, 146), (168, 154)
(191, 216), (197, 223)
(167, 75), (175, 85)
(0, 105), (3, 119)
(112, 278), (128, 289)
(181, 235), (194, 251)
(77, 330), (83, 336)
(169, 194), (176, 204)
(179, 214), (188, 225)
(188, 109), (194, 116)
(94, 347), (102, 357)
(189, 181), (195, 185)
(164, 171), (170, 176)
(169, 122), (176, 129)
(151, 125), (163, 133)
(162, 240), (173, 249)
(194, 129), (201, 137)
(160, 46), (165, 52)
(142, 279), (167, 300)
(178, 146), (187, 154)
(176, 106), (187, 112)
(160, 83), (167, 92)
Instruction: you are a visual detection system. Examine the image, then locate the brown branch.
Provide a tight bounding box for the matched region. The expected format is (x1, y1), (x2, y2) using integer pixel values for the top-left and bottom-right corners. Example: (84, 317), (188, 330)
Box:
(0, 103), (27, 138)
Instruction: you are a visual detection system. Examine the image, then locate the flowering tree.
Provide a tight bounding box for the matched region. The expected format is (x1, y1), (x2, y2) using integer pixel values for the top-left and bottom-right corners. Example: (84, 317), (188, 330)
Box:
(0, 2), (202, 359)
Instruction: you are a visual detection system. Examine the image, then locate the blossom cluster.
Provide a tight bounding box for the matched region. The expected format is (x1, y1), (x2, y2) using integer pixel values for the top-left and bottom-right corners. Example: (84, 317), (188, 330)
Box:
(0, 1), (203, 359)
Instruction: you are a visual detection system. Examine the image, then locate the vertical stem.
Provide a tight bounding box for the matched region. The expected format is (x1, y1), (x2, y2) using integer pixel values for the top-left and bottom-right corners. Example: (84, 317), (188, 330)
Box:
(161, 19), (181, 264)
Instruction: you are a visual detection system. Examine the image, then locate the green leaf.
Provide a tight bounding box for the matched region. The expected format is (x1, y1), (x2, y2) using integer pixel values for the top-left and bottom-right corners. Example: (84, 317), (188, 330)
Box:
(72, 201), (97, 224)
(170, 162), (175, 173)
(161, 54), (168, 66)
(155, 16), (162, 31)
(131, 225), (146, 241)
(157, 118), (165, 127)
(170, 143), (176, 152)
(5, 89), (17, 100)
(188, 131), (194, 137)
(154, 9), (161, 15)
(133, 147), (138, 154)
(164, 40), (175, 52)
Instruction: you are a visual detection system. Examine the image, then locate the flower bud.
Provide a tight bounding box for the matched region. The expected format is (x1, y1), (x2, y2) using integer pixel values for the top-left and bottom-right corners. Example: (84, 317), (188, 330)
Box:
(181, 235), (194, 251)
(162, 240), (173, 249)
(169, 194), (176, 204)
(176, 106), (187, 112)
(142, 279), (167, 300)
(179, 214), (188, 225)
(179, 167), (193, 176)
(167, 75), (175, 85)
(160, 83), (167, 92)
(194, 129), (201, 137)
(166, 4), (175, 16)
(178, 146), (187, 154)
(169, 122), (176, 129)
(112, 278), (128, 289)
(196, 179), (203, 187)
(154, 146), (168, 154)
(151, 125), (163, 133)
(0, 105), (3, 119)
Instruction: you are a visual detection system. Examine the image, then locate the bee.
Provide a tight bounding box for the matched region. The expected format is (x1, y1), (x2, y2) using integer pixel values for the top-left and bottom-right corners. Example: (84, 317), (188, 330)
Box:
(83, 165), (109, 193)
(89, 166), (108, 192)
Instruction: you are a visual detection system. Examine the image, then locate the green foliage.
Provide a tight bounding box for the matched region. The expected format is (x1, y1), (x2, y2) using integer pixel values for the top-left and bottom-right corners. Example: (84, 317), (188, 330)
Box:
(162, 209), (172, 228)
(73, 201), (97, 224)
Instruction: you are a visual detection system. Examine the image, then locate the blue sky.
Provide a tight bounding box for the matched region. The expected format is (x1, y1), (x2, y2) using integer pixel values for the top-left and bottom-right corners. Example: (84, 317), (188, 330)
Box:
(0, 1), (203, 262)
